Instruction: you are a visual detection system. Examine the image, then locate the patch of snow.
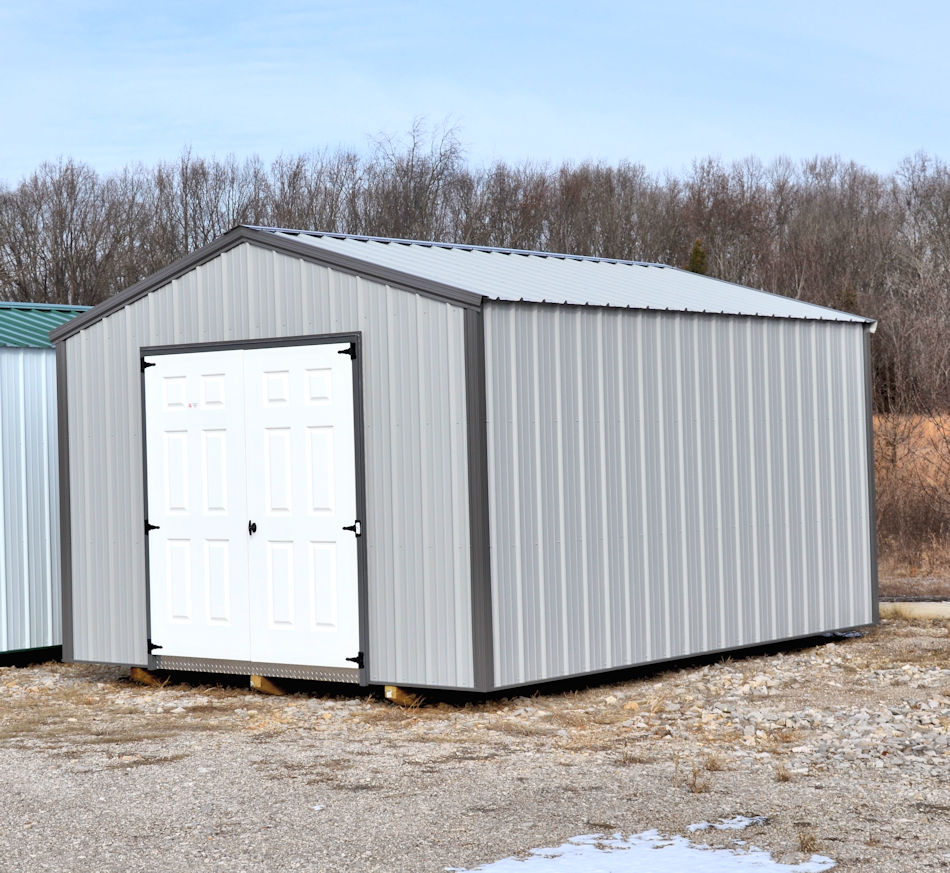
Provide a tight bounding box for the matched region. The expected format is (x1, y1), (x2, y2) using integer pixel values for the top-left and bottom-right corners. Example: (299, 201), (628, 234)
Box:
(447, 830), (835, 872)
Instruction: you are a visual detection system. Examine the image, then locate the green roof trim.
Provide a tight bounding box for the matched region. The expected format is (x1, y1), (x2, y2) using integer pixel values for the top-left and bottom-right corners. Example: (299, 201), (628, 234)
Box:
(0, 302), (92, 348)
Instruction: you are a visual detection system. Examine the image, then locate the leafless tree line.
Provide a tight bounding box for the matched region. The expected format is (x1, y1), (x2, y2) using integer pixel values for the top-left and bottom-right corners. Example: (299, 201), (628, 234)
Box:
(6, 124), (950, 569)
(2, 126), (950, 418)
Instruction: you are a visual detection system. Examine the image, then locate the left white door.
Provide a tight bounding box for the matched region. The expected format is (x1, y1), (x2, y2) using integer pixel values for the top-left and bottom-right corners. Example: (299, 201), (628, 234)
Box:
(144, 350), (252, 661)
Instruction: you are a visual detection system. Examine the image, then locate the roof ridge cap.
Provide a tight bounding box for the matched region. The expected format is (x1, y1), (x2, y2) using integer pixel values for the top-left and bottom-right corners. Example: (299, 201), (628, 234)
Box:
(242, 225), (661, 267)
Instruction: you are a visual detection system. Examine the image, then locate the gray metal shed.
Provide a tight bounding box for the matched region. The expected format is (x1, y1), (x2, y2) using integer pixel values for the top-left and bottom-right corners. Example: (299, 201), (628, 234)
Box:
(1, 302), (89, 657)
(52, 227), (877, 691)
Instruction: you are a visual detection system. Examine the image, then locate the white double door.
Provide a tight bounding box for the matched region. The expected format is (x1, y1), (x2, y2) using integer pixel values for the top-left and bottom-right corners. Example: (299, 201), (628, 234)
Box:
(144, 342), (359, 670)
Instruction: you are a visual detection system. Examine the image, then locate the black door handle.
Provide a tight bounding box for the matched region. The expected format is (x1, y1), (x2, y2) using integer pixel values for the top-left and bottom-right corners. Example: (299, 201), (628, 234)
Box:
(248, 520), (257, 535)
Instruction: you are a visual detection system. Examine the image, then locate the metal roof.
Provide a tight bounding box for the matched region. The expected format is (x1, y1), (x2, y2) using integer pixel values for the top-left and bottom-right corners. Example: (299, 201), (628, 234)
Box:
(0, 302), (91, 348)
(252, 227), (874, 325)
(50, 226), (876, 344)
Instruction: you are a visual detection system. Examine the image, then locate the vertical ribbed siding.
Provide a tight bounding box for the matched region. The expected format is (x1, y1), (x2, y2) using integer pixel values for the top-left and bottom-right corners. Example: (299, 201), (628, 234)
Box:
(64, 244), (474, 687)
(485, 304), (874, 688)
(0, 349), (61, 652)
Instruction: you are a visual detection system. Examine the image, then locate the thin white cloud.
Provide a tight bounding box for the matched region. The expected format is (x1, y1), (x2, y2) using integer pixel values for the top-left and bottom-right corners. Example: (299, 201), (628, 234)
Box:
(1, 0), (948, 184)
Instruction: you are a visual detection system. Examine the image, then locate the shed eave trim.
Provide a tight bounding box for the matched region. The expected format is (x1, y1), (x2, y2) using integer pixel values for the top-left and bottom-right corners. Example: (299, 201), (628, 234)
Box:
(245, 231), (484, 310)
(661, 265), (875, 326)
(50, 227), (252, 342)
(482, 297), (877, 326)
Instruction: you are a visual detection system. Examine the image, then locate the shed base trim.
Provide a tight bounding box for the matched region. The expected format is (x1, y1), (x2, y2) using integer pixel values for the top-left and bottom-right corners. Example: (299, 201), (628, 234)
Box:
(151, 655), (360, 683)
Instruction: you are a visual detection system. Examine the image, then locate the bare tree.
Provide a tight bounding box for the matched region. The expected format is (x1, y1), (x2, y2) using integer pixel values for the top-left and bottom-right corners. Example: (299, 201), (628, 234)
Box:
(357, 120), (466, 240)
(0, 159), (152, 305)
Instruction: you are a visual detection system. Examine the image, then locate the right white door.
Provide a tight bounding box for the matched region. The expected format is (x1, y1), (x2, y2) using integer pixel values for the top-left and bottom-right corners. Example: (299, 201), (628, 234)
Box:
(243, 343), (360, 669)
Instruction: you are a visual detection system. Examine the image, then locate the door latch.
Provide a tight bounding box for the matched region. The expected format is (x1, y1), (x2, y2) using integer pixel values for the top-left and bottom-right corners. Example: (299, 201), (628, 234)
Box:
(345, 651), (364, 668)
(248, 520), (258, 535)
(342, 520), (362, 537)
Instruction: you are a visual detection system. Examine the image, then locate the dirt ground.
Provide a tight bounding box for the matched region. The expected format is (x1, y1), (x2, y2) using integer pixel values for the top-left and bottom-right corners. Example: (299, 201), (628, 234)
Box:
(879, 574), (950, 600)
(0, 617), (948, 872)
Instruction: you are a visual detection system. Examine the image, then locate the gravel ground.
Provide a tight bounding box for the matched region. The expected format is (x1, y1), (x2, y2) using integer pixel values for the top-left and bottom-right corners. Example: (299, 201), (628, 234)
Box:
(0, 618), (948, 872)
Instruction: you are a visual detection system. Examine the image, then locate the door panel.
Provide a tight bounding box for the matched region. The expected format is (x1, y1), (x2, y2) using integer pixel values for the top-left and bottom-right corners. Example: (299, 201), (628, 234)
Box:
(309, 543), (338, 628)
(307, 427), (335, 511)
(204, 539), (233, 623)
(244, 343), (359, 668)
(144, 341), (360, 671)
(144, 351), (251, 660)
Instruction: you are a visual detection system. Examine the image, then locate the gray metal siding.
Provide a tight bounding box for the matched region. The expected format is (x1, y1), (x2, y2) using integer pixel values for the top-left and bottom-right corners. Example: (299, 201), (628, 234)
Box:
(0, 349), (62, 652)
(63, 243), (474, 688)
(485, 304), (874, 687)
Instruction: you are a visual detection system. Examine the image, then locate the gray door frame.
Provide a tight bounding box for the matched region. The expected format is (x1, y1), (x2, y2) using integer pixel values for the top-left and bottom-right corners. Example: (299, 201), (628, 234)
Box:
(139, 331), (370, 684)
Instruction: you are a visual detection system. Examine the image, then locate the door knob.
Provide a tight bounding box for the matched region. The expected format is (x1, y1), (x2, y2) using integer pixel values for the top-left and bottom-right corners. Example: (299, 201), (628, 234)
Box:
(248, 520), (257, 535)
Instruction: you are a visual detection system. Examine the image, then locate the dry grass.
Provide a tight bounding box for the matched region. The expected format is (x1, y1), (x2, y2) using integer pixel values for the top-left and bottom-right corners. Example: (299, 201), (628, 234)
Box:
(876, 414), (950, 591)
(616, 739), (655, 765)
(0, 709), (224, 748)
(671, 754), (713, 794)
(684, 764), (711, 794)
(483, 719), (561, 739)
(0, 664), (272, 754)
(880, 575), (950, 599)
(103, 752), (189, 769)
(588, 709), (633, 726)
(0, 619), (946, 792)
(555, 733), (618, 753)
(882, 603), (929, 621)
(550, 710), (591, 729)
(773, 727), (800, 745)
(871, 619), (950, 669)
(797, 830), (821, 854)
(351, 706), (420, 726)
(701, 752), (727, 771)
(427, 749), (501, 764)
(350, 698), (499, 727)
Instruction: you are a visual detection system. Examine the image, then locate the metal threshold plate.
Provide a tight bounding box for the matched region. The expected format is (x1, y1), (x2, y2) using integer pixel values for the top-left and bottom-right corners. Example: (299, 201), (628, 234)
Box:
(152, 655), (360, 683)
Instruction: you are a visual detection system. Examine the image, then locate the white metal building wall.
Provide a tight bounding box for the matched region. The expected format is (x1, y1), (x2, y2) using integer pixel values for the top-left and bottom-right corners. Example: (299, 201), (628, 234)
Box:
(484, 304), (874, 688)
(0, 348), (62, 652)
(63, 243), (474, 687)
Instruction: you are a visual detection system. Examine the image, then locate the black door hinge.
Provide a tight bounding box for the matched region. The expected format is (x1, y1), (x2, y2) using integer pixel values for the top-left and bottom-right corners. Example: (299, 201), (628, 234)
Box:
(345, 651), (364, 668)
(147, 639), (163, 653)
(337, 343), (356, 359)
(145, 520), (160, 534)
(342, 520), (362, 537)
(141, 359), (156, 371)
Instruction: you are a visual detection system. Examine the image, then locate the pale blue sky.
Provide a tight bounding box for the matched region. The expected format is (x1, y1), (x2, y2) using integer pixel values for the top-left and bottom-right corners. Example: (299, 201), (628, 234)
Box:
(1, 1), (947, 185)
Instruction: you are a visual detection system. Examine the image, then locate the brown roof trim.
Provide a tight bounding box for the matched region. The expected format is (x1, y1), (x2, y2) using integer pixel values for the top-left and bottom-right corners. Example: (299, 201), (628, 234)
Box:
(50, 227), (484, 343)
